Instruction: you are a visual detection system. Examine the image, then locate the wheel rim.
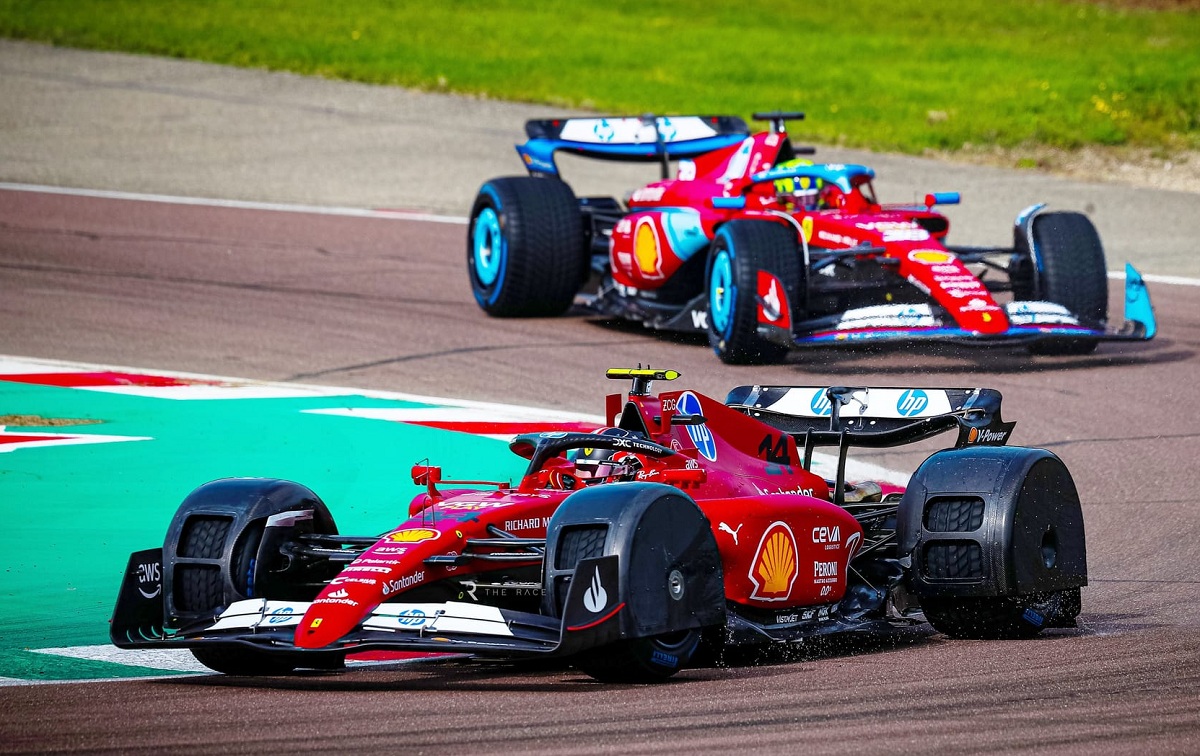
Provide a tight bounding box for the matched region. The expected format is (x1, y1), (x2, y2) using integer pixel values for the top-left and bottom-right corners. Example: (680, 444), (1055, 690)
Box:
(709, 248), (734, 334)
(472, 207), (504, 287)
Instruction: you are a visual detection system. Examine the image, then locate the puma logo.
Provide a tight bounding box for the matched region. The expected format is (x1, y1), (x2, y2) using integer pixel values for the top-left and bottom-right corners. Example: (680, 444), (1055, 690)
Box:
(719, 522), (743, 545)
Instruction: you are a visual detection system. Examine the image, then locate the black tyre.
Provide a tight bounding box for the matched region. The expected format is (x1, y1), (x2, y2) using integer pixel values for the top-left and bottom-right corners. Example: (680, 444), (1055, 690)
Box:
(1013, 211), (1108, 355)
(922, 588), (1081, 640)
(468, 176), (586, 317)
(574, 629), (703, 684)
(543, 483), (725, 684)
(164, 479), (342, 675)
(705, 220), (802, 364)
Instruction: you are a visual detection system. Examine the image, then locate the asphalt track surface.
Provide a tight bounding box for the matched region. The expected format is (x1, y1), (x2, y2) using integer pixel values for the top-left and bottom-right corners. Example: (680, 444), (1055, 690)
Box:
(2, 40), (1200, 754)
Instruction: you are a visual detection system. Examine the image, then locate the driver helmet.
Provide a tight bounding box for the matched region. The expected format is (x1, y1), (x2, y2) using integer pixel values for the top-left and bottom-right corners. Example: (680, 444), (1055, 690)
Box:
(570, 428), (645, 484)
(772, 158), (823, 210)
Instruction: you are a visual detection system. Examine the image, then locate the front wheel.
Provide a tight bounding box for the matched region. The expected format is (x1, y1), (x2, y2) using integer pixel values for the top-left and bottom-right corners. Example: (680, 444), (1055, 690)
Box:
(706, 220), (802, 365)
(1012, 211), (1108, 355)
(468, 176), (586, 317)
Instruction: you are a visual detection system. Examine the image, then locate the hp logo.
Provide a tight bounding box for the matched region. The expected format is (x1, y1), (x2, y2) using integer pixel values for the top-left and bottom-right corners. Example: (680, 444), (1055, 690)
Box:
(896, 389), (929, 417)
(810, 390), (833, 416)
(679, 392), (717, 461)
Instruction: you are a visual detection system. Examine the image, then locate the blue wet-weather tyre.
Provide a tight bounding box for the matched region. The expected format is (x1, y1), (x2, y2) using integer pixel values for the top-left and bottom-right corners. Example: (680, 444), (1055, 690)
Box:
(705, 220), (802, 365)
(468, 176), (586, 317)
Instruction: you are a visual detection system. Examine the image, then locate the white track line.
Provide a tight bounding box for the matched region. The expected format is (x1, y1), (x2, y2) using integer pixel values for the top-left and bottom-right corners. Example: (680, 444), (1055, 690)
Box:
(2, 182), (1199, 286)
(0, 182), (467, 225)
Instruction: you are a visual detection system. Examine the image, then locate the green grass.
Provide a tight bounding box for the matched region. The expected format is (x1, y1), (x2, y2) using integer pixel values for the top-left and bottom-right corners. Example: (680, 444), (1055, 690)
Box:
(1, 0), (1197, 154)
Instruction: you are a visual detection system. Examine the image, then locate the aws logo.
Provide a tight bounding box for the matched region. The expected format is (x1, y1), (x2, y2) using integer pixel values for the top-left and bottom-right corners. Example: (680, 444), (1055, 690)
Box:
(748, 522), (798, 602)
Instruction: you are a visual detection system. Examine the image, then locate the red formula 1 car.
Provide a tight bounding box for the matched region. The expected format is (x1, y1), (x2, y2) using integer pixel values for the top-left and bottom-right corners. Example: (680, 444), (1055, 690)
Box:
(113, 369), (1087, 682)
(468, 112), (1156, 364)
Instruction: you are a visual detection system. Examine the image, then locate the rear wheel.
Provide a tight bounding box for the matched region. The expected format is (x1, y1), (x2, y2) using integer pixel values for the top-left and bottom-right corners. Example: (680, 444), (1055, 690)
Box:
(468, 176), (586, 317)
(1013, 211), (1108, 355)
(706, 220), (802, 365)
(922, 588), (1081, 640)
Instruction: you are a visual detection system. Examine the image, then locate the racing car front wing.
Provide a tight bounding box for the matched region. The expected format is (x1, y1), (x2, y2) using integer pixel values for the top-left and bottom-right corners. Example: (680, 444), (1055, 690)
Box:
(760, 263), (1156, 349)
(111, 549), (628, 663)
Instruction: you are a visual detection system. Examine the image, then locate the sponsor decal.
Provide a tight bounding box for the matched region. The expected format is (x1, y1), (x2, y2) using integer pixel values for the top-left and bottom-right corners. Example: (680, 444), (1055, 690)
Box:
(386, 528), (439, 544)
(342, 565), (393, 574)
(856, 222), (930, 243)
(329, 588), (350, 598)
(381, 571), (426, 596)
(266, 607), (295, 624)
(631, 186), (667, 203)
(753, 483), (815, 497)
(816, 230), (860, 247)
(756, 271), (790, 328)
(810, 389), (833, 417)
(812, 525), (841, 549)
(136, 560), (161, 599)
(372, 546), (409, 556)
(651, 650), (680, 668)
(776, 613), (800, 624)
(438, 500), (508, 512)
(967, 426), (1010, 445)
(314, 597), (359, 607)
(814, 560), (839, 585)
(677, 160), (697, 181)
(634, 218), (663, 279)
(896, 389), (929, 417)
(505, 516), (551, 532)
(582, 567), (608, 613)
(329, 576), (378, 586)
(907, 249), (954, 264)
(749, 522), (799, 601)
(845, 532), (862, 558)
(718, 521), (744, 545)
(395, 608), (428, 627)
(679, 392), (717, 461)
(800, 216), (814, 244)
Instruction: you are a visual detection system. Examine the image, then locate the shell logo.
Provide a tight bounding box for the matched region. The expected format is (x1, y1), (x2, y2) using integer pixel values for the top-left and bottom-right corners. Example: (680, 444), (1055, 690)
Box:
(748, 521), (798, 601)
(908, 249), (954, 265)
(634, 218), (663, 278)
(386, 528), (439, 544)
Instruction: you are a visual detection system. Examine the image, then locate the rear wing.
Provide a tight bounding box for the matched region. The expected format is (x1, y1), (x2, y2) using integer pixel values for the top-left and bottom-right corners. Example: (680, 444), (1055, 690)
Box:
(517, 115), (749, 176)
(726, 385), (1016, 500)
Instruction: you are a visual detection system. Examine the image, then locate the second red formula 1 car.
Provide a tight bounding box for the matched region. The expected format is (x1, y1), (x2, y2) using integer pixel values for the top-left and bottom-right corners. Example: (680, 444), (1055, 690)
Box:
(112, 369), (1087, 682)
(468, 112), (1156, 363)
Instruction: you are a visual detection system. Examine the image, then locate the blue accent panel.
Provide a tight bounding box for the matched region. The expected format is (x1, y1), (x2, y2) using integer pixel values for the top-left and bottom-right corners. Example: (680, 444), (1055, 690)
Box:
(516, 144), (559, 175)
(659, 208), (709, 261)
(1123, 263), (1157, 339)
(927, 192), (960, 206)
(519, 134), (748, 169)
(1015, 202), (1046, 228)
(749, 163), (875, 193)
(711, 197), (746, 210)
